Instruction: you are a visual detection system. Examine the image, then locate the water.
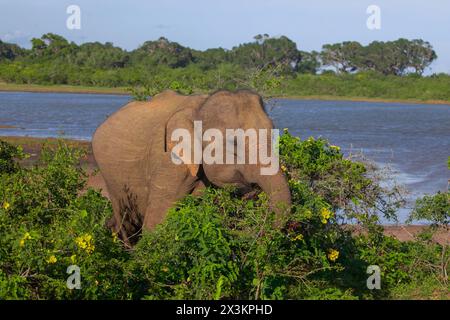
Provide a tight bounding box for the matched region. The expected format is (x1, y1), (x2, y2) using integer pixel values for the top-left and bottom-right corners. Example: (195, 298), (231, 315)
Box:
(0, 91), (130, 140)
(1, 91), (449, 222)
(269, 99), (450, 198)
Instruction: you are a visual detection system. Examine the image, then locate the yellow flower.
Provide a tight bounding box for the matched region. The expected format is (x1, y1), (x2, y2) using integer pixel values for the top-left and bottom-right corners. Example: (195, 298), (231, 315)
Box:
(327, 249), (339, 262)
(70, 254), (77, 263)
(304, 209), (312, 219)
(320, 207), (333, 224)
(330, 145), (341, 151)
(75, 234), (95, 254)
(75, 237), (86, 249)
(281, 165), (287, 172)
(292, 234), (304, 241)
(47, 255), (57, 264)
(19, 232), (32, 247)
(2, 202), (10, 210)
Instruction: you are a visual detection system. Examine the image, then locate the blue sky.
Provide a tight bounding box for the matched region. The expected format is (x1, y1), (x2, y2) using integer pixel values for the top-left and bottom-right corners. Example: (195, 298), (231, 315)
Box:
(1, 0), (449, 73)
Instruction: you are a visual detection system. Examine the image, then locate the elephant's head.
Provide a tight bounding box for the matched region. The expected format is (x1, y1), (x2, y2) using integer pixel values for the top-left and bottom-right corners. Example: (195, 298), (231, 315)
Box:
(165, 90), (292, 222)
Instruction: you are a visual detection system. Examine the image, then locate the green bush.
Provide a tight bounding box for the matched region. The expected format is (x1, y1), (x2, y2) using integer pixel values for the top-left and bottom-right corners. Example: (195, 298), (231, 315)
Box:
(410, 192), (450, 227)
(132, 187), (355, 300)
(0, 140), (26, 174)
(0, 141), (129, 299)
(403, 160), (449, 288)
(0, 136), (448, 300)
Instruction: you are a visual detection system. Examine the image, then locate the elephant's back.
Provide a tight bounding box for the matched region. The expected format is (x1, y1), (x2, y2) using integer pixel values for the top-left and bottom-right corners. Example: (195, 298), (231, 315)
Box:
(92, 91), (188, 161)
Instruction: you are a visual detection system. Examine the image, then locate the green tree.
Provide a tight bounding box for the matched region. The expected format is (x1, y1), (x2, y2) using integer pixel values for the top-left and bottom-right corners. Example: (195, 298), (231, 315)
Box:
(0, 40), (24, 61)
(192, 48), (230, 70)
(320, 41), (363, 73)
(297, 50), (320, 74)
(231, 35), (301, 73)
(358, 39), (437, 76)
(402, 39), (437, 75)
(73, 42), (129, 69)
(131, 37), (193, 68)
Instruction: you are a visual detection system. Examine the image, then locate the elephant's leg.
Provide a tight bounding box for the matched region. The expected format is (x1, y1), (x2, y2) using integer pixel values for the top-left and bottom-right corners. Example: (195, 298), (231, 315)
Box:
(106, 194), (137, 246)
(143, 166), (198, 230)
(191, 179), (206, 196)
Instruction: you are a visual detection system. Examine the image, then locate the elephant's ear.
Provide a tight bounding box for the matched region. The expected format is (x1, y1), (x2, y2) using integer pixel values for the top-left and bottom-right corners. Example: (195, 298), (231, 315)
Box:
(165, 108), (201, 177)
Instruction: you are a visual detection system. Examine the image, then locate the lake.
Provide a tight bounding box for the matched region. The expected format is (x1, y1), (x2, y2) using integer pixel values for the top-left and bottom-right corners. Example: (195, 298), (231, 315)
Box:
(1, 91), (449, 222)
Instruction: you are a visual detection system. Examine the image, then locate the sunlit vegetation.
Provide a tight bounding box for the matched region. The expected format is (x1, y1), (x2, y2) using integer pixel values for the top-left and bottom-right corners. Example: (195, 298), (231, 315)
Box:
(0, 135), (448, 299)
(1, 34), (449, 102)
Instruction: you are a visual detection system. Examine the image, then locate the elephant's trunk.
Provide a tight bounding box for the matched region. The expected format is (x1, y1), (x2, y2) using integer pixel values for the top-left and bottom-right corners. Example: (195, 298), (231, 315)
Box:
(255, 171), (292, 224)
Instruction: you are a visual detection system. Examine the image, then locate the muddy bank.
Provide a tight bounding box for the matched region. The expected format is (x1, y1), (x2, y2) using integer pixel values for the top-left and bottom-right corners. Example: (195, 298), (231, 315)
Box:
(0, 136), (107, 195)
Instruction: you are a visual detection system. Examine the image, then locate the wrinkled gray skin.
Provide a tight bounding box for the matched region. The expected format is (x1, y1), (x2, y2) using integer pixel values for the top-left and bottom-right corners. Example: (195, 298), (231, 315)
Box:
(93, 90), (291, 245)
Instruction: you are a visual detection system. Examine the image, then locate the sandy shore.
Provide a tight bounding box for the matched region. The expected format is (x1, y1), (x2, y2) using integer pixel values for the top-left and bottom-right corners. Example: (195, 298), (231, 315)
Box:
(0, 82), (129, 95)
(1, 135), (448, 244)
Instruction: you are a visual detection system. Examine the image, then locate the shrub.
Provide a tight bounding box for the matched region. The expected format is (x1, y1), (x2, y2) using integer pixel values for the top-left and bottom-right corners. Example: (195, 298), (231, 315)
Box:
(0, 136), (447, 300)
(130, 131), (408, 300)
(405, 159), (449, 286)
(0, 140), (26, 174)
(0, 140), (130, 299)
(410, 192), (450, 227)
(131, 188), (352, 300)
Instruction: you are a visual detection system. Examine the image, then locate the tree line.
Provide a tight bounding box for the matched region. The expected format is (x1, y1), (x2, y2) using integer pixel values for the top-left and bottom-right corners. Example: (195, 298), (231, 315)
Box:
(0, 33), (440, 89)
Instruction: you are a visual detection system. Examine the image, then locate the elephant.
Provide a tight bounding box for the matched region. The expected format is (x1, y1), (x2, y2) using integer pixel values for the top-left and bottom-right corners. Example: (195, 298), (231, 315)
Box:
(92, 89), (291, 245)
